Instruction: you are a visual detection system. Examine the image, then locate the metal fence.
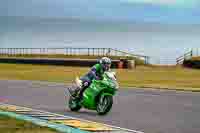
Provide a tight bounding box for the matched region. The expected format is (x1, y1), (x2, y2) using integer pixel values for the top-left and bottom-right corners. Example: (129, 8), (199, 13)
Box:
(0, 47), (150, 64)
(176, 49), (194, 65)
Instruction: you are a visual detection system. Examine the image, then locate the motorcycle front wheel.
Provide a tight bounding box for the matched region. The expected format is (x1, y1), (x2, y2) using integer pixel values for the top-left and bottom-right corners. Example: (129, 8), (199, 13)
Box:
(68, 96), (82, 111)
(96, 95), (113, 115)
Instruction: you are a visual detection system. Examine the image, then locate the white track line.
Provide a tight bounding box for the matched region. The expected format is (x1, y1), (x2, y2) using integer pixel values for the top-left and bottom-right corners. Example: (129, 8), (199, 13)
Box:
(0, 102), (144, 133)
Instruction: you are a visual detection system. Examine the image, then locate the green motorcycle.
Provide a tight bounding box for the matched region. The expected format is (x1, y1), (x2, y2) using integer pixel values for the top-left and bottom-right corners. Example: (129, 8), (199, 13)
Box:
(67, 71), (118, 115)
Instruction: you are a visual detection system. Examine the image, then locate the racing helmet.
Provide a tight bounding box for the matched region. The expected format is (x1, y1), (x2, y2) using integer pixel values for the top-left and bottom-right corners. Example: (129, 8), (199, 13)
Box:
(99, 57), (112, 71)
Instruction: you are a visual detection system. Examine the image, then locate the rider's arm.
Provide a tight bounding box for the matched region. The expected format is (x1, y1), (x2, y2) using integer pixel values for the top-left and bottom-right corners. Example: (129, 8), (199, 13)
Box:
(88, 64), (101, 80)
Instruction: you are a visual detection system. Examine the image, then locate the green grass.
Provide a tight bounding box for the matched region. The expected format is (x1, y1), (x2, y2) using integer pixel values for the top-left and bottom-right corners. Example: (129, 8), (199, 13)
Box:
(0, 54), (145, 65)
(0, 115), (58, 133)
(0, 63), (200, 91)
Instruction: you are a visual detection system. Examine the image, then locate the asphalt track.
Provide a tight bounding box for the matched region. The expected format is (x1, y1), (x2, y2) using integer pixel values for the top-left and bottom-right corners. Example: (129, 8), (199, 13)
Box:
(1, 80), (200, 133)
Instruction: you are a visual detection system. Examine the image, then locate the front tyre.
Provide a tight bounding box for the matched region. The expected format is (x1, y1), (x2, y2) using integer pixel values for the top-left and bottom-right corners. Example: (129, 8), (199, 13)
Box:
(68, 96), (82, 111)
(96, 95), (113, 115)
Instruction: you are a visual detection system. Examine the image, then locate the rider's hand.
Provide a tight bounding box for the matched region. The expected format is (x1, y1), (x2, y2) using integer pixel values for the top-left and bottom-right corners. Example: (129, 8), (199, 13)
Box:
(95, 76), (103, 80)
(83, 82), (89, 87)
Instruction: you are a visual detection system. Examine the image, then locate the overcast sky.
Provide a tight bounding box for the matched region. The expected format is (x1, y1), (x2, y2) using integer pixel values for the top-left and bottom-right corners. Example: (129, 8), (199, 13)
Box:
(1, 0), (200, 24)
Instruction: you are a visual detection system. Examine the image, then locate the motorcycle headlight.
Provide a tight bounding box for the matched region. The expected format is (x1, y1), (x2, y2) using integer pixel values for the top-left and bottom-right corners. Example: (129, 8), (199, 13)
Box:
(110, 81), (119, 89)
(115, 82), (119, 89)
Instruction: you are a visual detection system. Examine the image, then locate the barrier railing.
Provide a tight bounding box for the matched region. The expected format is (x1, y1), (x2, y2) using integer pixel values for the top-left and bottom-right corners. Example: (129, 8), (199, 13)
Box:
(176, 50), (193, 65)
(0, 47), (150, 64)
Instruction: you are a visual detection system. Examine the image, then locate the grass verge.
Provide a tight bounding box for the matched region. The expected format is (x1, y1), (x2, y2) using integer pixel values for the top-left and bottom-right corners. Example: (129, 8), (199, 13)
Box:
(0, 63), (200, 91)
(0, 114), (58, 133)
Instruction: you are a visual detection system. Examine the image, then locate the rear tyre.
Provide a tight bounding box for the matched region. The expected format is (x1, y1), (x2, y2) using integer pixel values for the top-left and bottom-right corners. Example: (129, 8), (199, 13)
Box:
(96, 95), (113, 115)
(68, 96), (82, 111)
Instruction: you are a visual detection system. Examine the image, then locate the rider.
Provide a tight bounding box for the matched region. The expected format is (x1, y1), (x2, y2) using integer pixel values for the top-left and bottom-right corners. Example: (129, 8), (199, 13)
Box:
(77, 57), (112, 99)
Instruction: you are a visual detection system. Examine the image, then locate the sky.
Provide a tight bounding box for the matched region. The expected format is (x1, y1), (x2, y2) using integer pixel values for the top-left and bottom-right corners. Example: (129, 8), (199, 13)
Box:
(1, 0), (200, 24)
(1, 0), (200, 64)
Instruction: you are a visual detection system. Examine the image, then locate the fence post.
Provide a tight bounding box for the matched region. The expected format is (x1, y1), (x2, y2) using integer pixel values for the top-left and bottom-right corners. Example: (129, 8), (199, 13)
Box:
(43, 48), (45, 55)
(147, 56), (150, 64)
(144, 57), (147, 64)
(8, 48), (10, 56)
(24, 48), (26, 55)
(11, 48), (13, 56)
(10, 48), (12, 56)
(13, 48), (15, 56)
(40, 48), (42, 55)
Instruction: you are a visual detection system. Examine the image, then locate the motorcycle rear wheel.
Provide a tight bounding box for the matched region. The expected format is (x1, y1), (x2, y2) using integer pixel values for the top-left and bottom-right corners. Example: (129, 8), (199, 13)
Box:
(68, 96), (82, 111)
